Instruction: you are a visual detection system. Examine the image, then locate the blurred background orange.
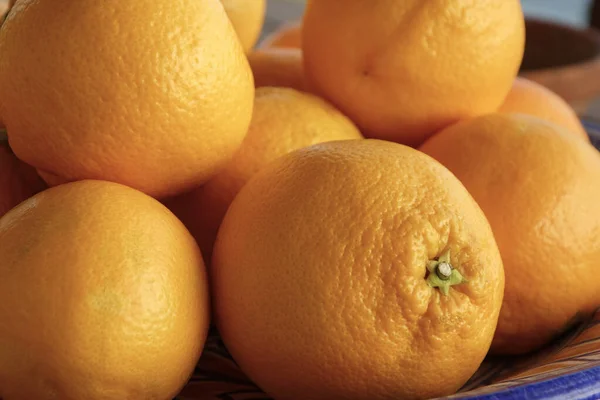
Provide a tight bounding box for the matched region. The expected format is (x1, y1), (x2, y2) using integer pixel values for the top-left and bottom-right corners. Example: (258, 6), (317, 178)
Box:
(257, 0), (600, 119)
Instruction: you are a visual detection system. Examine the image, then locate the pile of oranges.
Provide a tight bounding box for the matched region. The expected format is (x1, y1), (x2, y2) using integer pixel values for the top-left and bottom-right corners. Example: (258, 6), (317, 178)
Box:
(1, 1), (599, 399)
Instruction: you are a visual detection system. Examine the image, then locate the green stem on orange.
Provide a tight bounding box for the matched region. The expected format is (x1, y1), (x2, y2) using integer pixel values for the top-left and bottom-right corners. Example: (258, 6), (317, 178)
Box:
(426, 249), (468, 295)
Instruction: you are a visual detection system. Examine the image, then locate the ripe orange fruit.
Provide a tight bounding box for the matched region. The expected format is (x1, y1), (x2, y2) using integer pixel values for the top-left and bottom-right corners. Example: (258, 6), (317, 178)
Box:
(498, 77), (589, 141)
(247, 48), (305, 91)
(302, 0), (525, 147)
(0, 180), (210, 400)
(0, 0), (254, 198)
(220, 0), (266, 53)
(420, 113), (600, 355)
(0, 134), (46, 218)
(212, 139), (505, 400)
(166, 87), (363, 261)
(259, 20), (302, 49)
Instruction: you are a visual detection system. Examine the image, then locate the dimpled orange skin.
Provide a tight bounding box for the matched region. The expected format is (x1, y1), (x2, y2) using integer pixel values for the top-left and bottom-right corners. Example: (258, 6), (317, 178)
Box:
(498, 77), (589, 142)
(0, 137), (46, 218)
(0, 180), (210, 400)
(166, 87), (363, 261)
(212, 139), (505, 400)
(302, 0), (525, 147)
(220, 0), (266, 53)
(259, 20), (302, 49)
(0, 0), (254, 198)
(420, 113), (600, 355)
(247, 48), (306, 92)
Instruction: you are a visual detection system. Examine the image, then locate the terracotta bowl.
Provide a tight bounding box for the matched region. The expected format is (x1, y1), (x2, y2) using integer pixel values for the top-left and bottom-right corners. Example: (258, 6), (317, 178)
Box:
(520, 18), (600, 113)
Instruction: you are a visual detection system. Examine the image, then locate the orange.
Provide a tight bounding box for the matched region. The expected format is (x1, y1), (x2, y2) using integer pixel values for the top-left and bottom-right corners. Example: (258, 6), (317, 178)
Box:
(166, 87), (363, 261)
(420, 113), (600, 355)
(212, 139), (505, 400)
(0, 134), (46, 218)
(0, 0), (254, 198)
(498, 77), (589, 141)
(0, 180), (210, 400)
(259, 20), (302, 49)
(247, 48), (305, 91)
(302, 0), (525, 147)
(220, 0), (266, 53)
